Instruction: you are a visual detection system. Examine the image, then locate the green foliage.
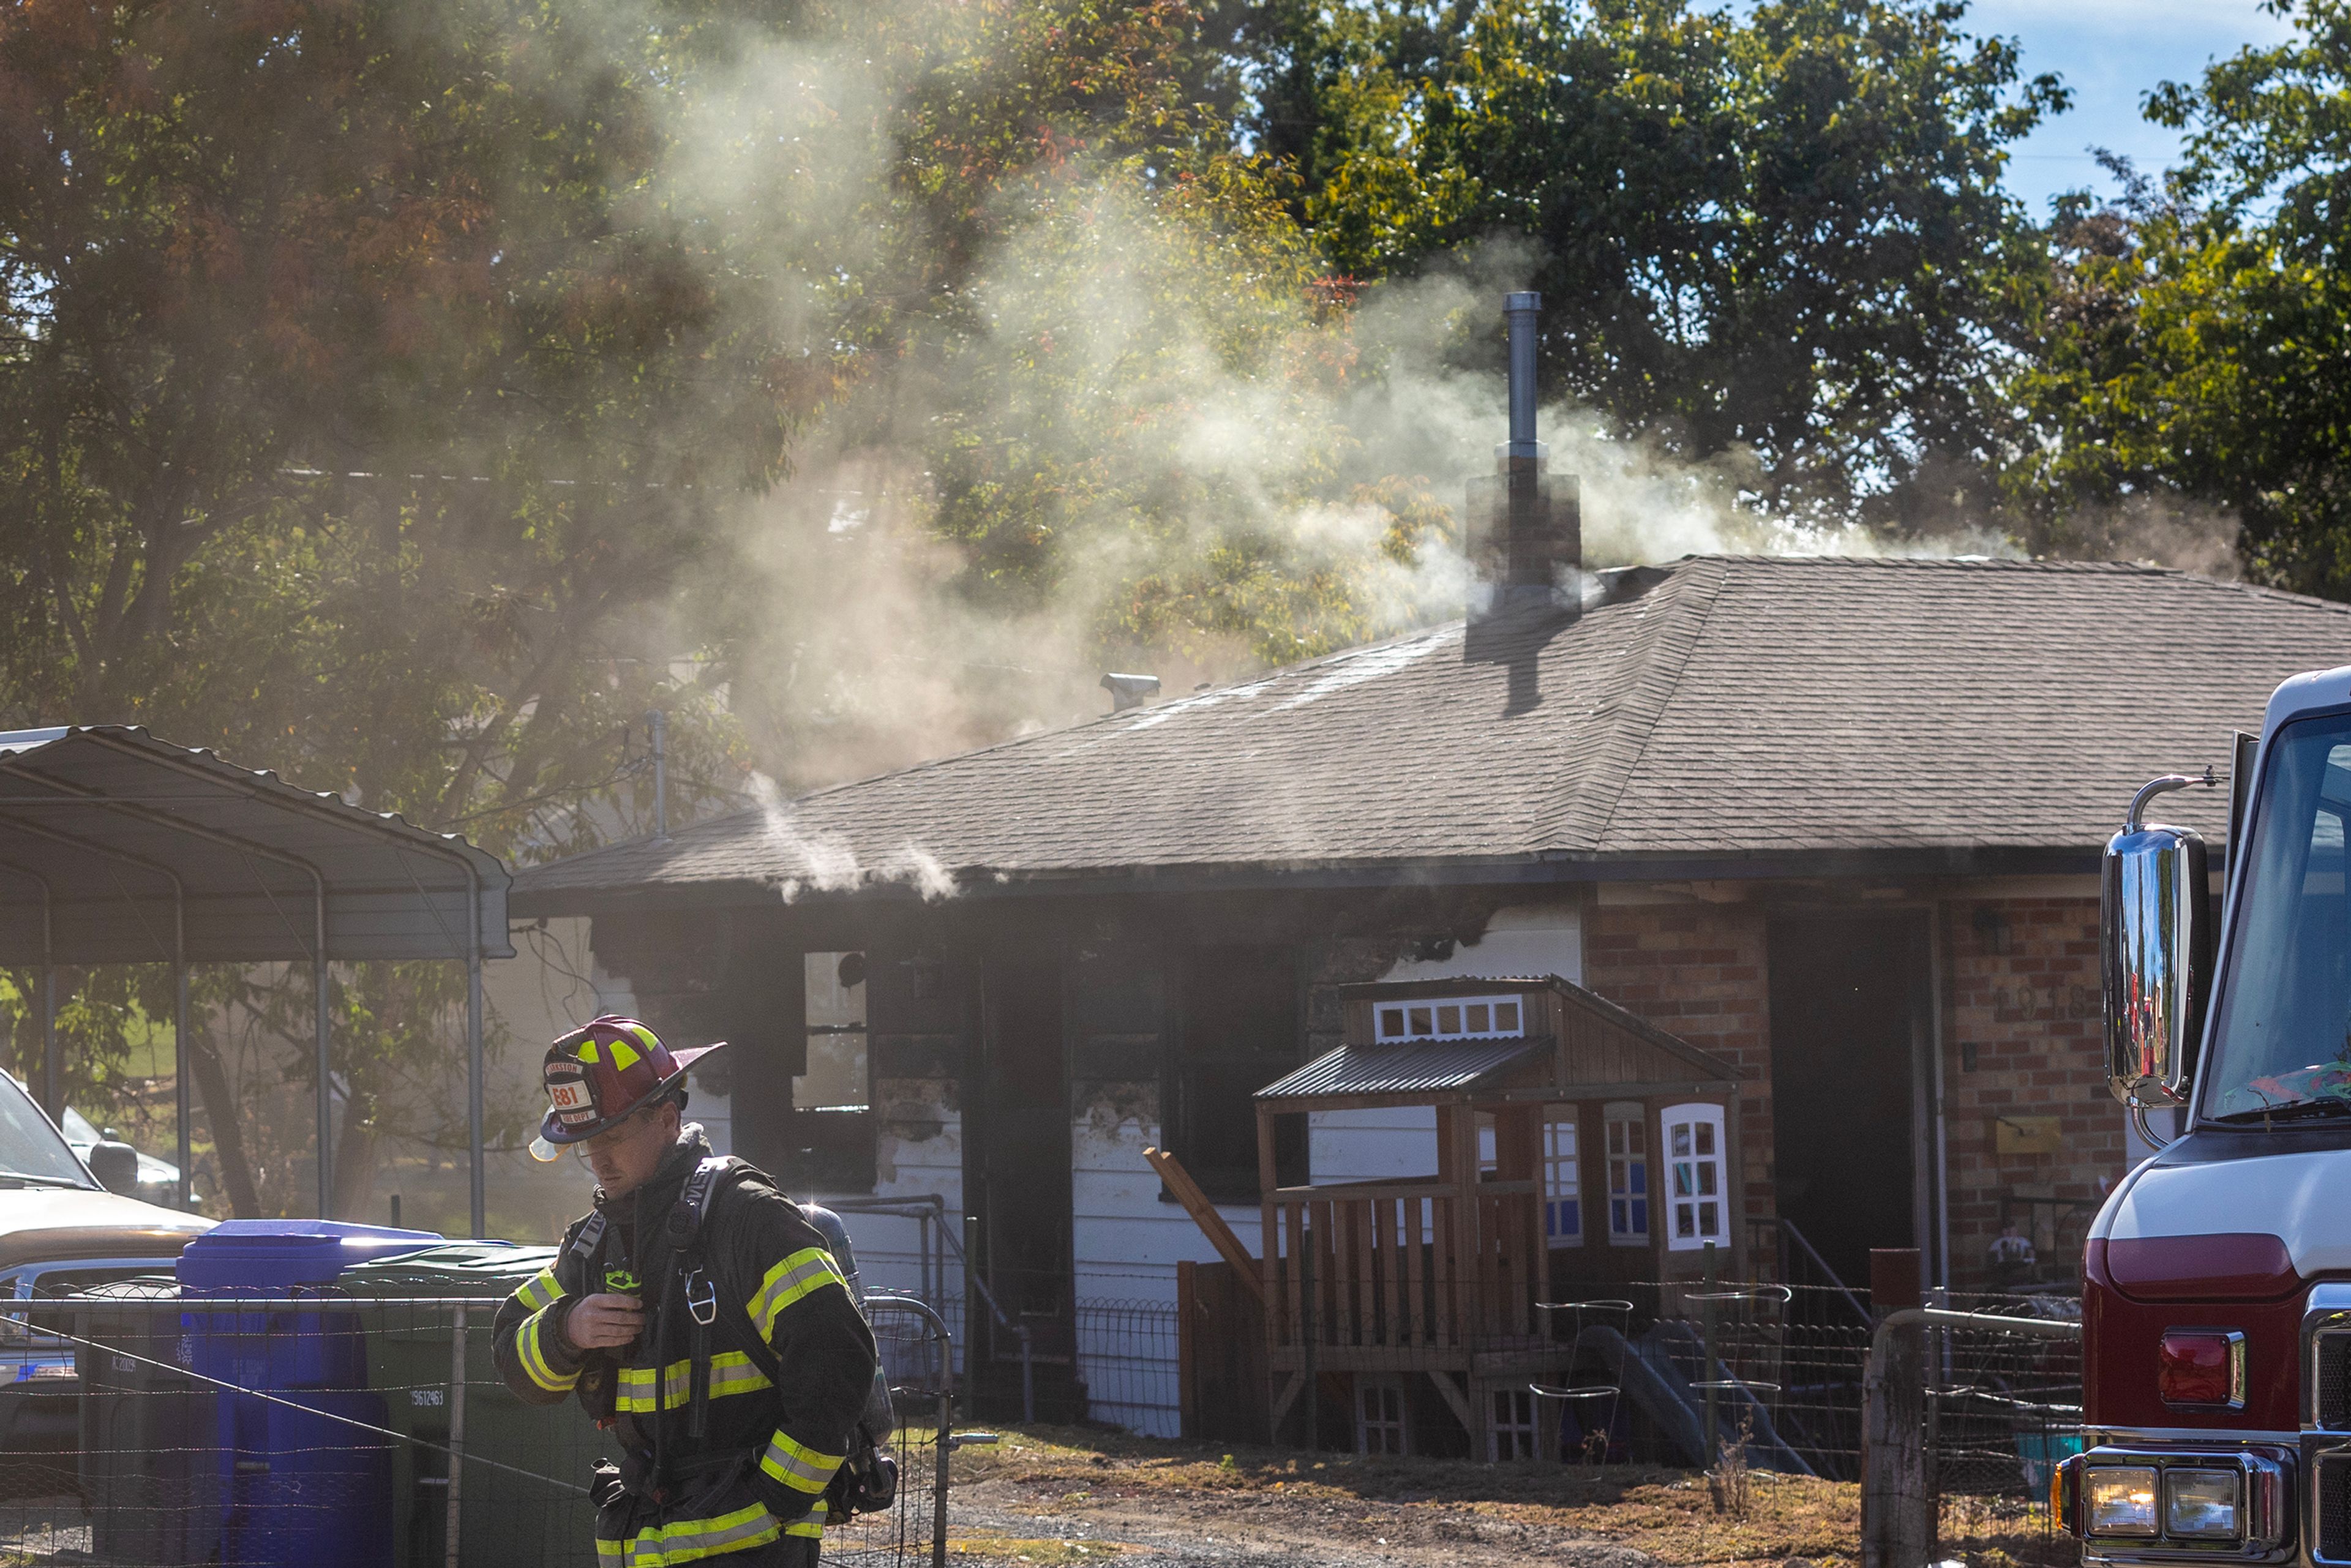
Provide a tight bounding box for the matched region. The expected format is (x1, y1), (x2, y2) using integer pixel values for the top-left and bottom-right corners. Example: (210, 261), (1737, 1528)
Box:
(1261, 0), (2064, 528)
(2008, 2), (2351, 595)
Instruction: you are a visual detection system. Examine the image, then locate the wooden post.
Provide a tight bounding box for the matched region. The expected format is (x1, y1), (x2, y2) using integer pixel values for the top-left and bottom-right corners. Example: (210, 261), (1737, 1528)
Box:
(1178, 1259), (1198, 1439)
(1862, 1248), (1928, 1568)
(1145, 1146), (1263, 1299)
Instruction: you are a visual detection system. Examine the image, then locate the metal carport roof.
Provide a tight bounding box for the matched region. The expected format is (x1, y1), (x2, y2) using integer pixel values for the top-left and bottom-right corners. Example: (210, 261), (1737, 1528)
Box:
(0, 726), (514, 1232)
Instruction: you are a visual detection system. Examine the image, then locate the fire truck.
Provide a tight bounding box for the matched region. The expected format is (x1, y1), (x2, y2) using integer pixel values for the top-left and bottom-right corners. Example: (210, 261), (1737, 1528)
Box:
(2057, 666), (2351, 1561)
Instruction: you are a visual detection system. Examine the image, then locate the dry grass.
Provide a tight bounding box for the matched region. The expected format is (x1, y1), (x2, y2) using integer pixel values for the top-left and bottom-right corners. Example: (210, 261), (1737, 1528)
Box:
(950, 1425), (2072, 1567)
(947, 1532), (1127, 1564)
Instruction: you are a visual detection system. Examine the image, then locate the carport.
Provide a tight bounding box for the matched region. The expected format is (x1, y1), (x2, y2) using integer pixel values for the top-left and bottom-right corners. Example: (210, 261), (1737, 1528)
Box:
(0, 727), (512, 1233)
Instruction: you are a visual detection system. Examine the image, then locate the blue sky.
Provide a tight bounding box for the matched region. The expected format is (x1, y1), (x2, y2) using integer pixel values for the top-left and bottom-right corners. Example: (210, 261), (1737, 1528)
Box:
(1973, 0), (2300, 214)
(1722, 1), (2300, 214)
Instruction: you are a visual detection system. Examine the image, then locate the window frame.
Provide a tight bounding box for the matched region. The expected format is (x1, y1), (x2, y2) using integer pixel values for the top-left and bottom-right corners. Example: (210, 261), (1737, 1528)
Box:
(1542, 1106), (1583, 1248)
(1660, 1101), (1729, 1254)
(1604, 1101), (1649, 1246)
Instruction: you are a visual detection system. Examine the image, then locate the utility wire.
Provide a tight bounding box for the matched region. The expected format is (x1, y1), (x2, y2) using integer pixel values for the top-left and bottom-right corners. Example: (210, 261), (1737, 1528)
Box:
(17, 1305), (588, 1495)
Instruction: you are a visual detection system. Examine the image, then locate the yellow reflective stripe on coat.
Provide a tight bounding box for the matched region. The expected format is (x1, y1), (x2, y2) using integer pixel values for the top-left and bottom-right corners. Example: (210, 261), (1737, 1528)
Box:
(746, 1247), (846, 1340)
(614, 1351), (772, 1412)
(786, 1517), (822, 1539)
(516, 1310), (577, 1394)
(598, 1501), (781, 1567)
(515, 1269), (563, 1314)
(759, 1428), (842, 1495)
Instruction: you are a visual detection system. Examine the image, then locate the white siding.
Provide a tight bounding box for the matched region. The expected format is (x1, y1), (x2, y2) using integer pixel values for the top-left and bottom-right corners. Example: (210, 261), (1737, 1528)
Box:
(1070, 1093), (1219, 1438)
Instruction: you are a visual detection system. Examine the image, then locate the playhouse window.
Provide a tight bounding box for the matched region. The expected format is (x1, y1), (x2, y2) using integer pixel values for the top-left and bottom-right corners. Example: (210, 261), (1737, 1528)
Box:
(1542, 1109), (1581, 1247)
(1375, 996), (1526, 1042)
(1605, 1104), (1648, 1244)
(1490, 1387), (1539, 1461)
(1662, 1103), (1728, 1253)
(1357, 1378), (1408, 1455)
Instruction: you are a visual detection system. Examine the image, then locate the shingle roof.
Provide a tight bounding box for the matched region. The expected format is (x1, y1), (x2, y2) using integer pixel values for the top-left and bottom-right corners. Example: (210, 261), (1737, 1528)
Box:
(514, 557), (2351, 909)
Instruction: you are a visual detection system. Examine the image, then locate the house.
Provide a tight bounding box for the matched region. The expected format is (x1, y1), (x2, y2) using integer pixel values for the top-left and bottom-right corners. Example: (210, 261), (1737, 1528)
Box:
(508, 549), (2351, 1442)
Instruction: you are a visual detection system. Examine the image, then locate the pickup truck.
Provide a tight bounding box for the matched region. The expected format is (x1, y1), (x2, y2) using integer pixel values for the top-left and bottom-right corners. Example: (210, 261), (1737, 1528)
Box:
(0, 1071), (209, 1453)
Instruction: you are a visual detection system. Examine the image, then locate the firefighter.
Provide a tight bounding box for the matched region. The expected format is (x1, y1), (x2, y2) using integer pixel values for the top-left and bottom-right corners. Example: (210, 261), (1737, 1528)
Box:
(493, 1016), (879, 1566)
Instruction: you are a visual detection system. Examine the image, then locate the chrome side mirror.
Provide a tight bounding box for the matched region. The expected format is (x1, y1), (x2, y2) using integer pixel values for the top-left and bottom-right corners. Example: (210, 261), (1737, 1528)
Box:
(2102, 775), (2216, 1128)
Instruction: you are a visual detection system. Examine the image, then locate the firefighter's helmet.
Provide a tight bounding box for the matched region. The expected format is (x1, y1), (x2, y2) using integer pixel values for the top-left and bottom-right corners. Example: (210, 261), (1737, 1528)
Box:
(528, 1015), (726, 1160)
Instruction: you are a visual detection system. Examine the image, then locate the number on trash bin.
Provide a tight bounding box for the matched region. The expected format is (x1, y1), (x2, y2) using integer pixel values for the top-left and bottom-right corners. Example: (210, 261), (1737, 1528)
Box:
(412, 1387), (445, 1406)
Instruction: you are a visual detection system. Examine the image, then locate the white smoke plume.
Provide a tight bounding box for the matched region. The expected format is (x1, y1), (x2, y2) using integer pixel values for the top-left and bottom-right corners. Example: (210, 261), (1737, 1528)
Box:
(636, 5), (2233, 800)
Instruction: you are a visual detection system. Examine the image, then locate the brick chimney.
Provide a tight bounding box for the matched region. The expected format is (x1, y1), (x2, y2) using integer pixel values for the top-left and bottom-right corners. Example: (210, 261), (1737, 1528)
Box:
(1467, 291), (1580, 621)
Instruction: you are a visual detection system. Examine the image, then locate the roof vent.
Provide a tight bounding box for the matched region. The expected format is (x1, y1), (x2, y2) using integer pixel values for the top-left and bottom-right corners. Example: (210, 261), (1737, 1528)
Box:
(1466, 291), (1580, 622)
(1101, 672), (1160, 712)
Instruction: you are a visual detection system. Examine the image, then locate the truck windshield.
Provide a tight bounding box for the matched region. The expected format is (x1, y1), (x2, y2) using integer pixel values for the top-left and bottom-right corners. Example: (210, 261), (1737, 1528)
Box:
(2206, 709), (2351, 1120)
(0, 1073), (94, 1186)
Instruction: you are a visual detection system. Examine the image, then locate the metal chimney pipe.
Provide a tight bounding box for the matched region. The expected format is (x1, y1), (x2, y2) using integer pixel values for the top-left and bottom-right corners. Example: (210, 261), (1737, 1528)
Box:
(647, 708), (667, 839)
(1504, 291), (1541, 459)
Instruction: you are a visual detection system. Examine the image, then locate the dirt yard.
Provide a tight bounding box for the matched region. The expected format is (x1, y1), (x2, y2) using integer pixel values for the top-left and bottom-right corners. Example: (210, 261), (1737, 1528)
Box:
(943, 1427), (2069, 1568)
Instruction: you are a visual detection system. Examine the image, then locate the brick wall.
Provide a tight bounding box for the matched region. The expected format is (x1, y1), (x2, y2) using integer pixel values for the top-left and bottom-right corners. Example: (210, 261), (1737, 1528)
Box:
(1586, 892), (2120, 1295)
(1941, 895), (2115, 1291)
(1584, 904), (1775, 1229)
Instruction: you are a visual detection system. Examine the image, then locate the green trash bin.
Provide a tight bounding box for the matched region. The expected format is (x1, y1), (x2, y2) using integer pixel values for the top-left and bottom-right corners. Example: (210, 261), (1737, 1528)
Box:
(346, 1244), (604, 1568)
(72, 1277), (225, 1567)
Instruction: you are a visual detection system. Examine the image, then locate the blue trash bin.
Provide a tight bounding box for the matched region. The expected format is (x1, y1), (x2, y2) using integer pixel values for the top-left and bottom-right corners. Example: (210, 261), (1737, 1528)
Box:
(178, 1220), (443, 1568)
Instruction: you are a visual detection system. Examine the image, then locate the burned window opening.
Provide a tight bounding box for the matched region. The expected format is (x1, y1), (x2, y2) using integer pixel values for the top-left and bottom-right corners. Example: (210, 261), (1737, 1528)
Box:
(785, 949), (874, 1193)
(1177, 944), (1305, 1202)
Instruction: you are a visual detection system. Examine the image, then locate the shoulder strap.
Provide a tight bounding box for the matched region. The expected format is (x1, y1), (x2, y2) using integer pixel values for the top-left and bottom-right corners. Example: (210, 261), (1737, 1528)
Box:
(666, 1155), (741, 1247)
(568, 1210), (607, 1262)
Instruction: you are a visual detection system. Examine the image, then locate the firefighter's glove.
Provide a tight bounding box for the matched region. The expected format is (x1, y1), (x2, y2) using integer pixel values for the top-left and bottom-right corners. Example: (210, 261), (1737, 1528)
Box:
(589, 1460), (627, 1512)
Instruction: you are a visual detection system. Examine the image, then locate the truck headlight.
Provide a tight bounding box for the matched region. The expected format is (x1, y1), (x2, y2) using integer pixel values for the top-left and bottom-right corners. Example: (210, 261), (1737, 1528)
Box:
(2087, 1466), (2161, 1536)
(2163, 1468), (2241, 1540)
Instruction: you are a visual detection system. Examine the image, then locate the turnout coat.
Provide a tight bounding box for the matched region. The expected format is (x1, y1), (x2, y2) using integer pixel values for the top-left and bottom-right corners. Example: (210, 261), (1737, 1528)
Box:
(493, 1130), (880, 1565)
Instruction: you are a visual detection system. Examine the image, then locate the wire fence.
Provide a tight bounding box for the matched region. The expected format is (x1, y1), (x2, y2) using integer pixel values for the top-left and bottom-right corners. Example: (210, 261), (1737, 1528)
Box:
(0, 1283), (951, 1568)
(1592, 1286), (2079, 1496)
(1073, 1298), (1180, 1436)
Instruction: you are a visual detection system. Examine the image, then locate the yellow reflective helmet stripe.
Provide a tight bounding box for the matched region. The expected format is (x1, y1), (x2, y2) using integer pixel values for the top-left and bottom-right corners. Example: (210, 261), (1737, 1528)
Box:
(577, 1039), (602, 1065)
(747, 1247), (846, 1340)
(759, 1428), (842, 1495)
(628, 1023), (660, 1054)
(607, 1037), (642, 1072)
(515, 1310), (578, 1394)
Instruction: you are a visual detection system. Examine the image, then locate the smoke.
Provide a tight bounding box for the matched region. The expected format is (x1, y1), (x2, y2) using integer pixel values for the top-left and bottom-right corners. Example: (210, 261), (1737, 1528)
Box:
(632, 1), (2233, 799)
(746, 771), (962, 901)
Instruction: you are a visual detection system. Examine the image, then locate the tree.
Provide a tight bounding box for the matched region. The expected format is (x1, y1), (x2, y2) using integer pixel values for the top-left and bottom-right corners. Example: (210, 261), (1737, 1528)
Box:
(0, 0), (778, 1212)
(1250, 0), (2064, 530)
(2008, 2), (2351, 595)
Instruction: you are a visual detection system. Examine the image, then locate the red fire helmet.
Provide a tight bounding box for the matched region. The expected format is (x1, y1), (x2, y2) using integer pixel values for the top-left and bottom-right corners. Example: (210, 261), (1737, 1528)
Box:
(533, 1015), (726, 1155)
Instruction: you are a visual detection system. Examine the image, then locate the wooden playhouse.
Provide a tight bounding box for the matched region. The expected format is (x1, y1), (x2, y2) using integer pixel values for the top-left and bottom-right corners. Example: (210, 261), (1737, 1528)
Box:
(1250, 974), (1747, 1459)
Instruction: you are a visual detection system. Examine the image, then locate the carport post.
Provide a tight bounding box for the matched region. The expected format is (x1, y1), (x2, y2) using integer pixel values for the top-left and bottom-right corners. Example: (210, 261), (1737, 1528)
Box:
(40, 964), (56, 1121)
(466, 860), (486, 1239)
(468, 958), (484, 1238)
(174, 885), (191, 1211)
(0, 864), (56, 1119)
(316, 888), (332, 1220)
